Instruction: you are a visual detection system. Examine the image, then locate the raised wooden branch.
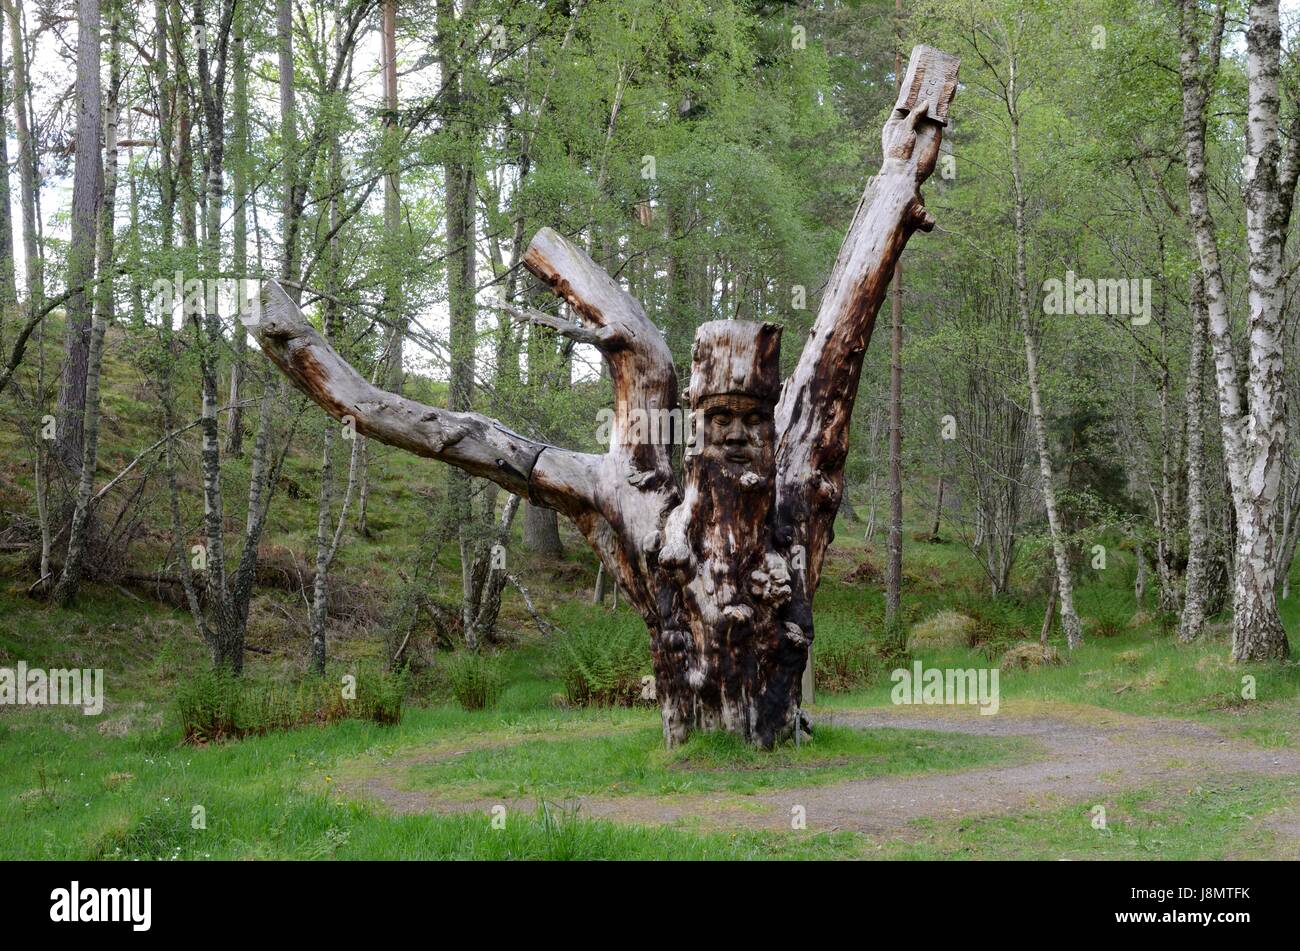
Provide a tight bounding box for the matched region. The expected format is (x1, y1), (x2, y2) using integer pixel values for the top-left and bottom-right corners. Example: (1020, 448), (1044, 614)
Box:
(253, 45), (959, 748)
(254, 280), (599, 517)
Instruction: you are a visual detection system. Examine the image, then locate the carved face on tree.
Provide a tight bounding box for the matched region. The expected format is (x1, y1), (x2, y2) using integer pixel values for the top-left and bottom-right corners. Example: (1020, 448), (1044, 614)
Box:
(696, 393), (775, 476)
(685, 321), (783, 486)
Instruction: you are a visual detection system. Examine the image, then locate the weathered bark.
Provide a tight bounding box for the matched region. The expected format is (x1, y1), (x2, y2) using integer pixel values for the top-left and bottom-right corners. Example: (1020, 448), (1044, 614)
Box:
(53, 6), (120, 607)
(1179, 271), (1210, 641)
(1178, 0), (1291, 660)
(254, 46), (958, 746)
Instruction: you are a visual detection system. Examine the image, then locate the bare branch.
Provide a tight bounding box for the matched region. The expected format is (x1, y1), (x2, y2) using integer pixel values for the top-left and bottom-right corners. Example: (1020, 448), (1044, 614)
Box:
(250, 279), (599, 515)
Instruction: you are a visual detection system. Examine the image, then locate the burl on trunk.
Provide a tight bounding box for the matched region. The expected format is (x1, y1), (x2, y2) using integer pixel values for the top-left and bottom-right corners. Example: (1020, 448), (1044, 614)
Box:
(253, 46), (959, 747)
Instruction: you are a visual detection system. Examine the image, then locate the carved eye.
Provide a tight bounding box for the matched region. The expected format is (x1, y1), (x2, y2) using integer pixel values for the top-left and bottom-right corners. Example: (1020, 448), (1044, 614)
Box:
(744, 413), (763, 427)
(709, 412), (733, 427)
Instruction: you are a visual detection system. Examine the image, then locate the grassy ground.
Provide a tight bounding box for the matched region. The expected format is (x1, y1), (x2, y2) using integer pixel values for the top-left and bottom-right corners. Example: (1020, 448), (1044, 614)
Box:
(2, 334), (1298, 857)
(3, 519), (1298, 859)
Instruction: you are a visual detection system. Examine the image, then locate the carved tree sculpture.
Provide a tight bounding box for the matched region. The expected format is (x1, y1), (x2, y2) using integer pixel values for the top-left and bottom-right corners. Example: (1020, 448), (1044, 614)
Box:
(253, 46), (959, 748)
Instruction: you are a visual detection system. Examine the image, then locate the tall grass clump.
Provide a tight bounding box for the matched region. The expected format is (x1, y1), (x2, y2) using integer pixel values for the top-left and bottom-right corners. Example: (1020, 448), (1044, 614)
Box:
(444, 651), (505, 710)
(813, 616), (879, 692)
(816, 604), (908, 692)
(954, 594), (1034, 660)
(176, 667), (406, 744)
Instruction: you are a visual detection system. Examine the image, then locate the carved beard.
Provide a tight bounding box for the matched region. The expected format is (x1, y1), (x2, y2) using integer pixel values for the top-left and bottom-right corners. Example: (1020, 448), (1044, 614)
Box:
(685, 411), (776, 564)
(689, 394), (775, 487)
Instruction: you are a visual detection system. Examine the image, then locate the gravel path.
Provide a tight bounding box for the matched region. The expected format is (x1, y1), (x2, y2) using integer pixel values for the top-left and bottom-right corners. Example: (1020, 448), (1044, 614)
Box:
(335, 706), (1300, 838)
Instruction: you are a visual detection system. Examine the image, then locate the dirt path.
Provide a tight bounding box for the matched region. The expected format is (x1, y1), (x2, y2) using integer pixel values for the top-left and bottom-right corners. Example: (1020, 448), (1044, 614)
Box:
(335, 706), (1300, 838)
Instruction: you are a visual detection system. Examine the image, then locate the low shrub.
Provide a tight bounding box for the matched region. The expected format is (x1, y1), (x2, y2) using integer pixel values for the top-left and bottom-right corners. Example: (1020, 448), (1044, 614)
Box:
(999, 641), (1062, 671)
(176, 667), (406, 744)
(814, 610), (906, 693)
(444, 651), (505, 710)
(551, 622), (650, 706)
(1087, 604), (1128, 638)
(956, 595), (1033, 660)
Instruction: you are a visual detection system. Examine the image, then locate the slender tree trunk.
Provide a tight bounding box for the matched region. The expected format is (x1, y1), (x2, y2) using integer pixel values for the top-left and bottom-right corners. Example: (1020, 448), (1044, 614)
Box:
(54, 0), (104, 474)
(380, 0), (403, 391)
(1134, 543), (1147, 606)
(195, 0), (235, 669)
(1230, 0), (1291, 660)
(437, 0), (486, 642)
(308, 21), (362, 674)
(1178, 0), (1290, 660)
(5, 0), (42, 320)
(0, 19), (17, 348)
(277, 0), (299, 286)
(1007, 57), (1081, 649)
(1180, 271), (1210, 640)
(53, 4), (119, 606)
(1040, 570), (1057, 645)
(930, 472), (944, 538)
(225, 5), (249, 455)
(884, 2), (905, 643)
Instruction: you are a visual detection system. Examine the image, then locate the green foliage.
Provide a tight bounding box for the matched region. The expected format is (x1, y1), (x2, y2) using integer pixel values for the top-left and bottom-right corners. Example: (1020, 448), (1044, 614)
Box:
(444, 652), (505, 711)
(175, 668), (405, 744)
(813, 617), (877, 692)
(953, 594), (1036, 661)
(550, 622), (651, 707)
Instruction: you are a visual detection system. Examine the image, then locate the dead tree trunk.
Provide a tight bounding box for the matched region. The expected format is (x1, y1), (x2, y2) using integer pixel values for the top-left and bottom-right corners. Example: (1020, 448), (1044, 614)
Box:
(253, 46), (959, 747)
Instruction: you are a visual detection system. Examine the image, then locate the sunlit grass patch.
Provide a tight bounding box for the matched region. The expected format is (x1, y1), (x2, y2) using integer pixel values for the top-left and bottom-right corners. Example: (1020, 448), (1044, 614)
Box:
(877, 777), (1300, 860)
(402, 723), (1034, 801)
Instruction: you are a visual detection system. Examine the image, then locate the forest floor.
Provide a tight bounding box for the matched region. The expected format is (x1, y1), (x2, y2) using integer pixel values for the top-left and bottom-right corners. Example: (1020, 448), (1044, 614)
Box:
(3, 360), (1300, 858)
(331, 703), (1300, 850)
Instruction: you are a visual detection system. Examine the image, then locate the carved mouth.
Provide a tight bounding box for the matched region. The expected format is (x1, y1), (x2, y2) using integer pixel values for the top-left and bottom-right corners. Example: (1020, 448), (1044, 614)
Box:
(724, 450), (753, 464)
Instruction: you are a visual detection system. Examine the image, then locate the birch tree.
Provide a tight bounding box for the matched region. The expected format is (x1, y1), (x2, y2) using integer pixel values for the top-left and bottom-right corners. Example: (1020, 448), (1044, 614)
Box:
(1177, 0), (1293, 660)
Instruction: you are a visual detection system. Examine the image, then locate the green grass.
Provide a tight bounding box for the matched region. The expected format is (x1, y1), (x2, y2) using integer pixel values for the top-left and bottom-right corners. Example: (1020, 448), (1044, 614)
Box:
(0, 680), (868, 859)
(877, 777), (1300, 860)
(395, 723), (1033, 800)
(4, 396), (1300, 859)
